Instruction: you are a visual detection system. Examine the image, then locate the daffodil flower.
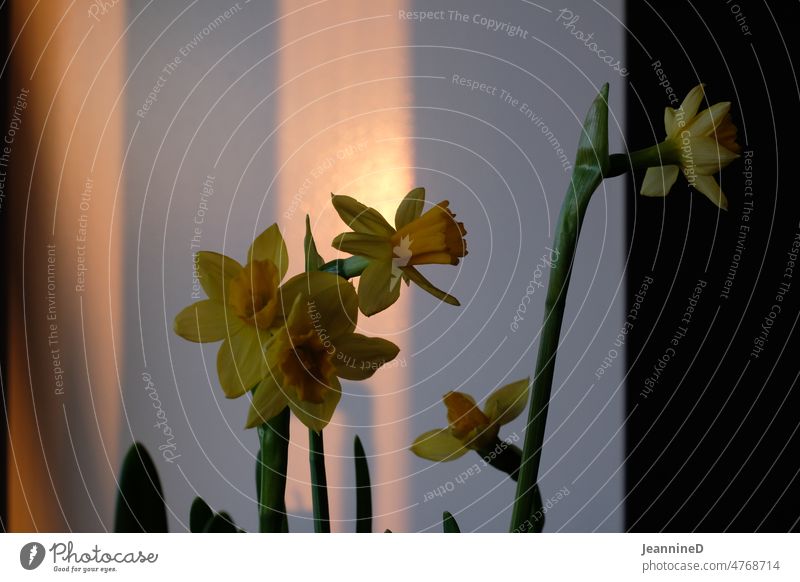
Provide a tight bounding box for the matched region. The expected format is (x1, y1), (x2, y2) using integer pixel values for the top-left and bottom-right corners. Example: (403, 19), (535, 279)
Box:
(411, 379), (529, 461)
(174, 224), (399, 431)
(640, 84), (741, 209)
(246, 276), (399, 432)
(331, 188), (467, 316)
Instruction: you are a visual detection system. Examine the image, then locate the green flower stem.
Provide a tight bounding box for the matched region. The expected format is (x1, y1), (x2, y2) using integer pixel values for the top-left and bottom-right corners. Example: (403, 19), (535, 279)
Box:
(604, 141), (680, 178)
(258, 408), (290, 533)
(480, 441), (522, 481)
(319, 255), (370, 279)
(309, 429), (331, 533)
(511, 84), (610, 532)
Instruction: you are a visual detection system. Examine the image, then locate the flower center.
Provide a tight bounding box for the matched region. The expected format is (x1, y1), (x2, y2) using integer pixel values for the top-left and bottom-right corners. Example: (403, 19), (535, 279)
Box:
(279, 330), (336, 404)
(391, 201), (467, 266)
(229, 259), (280, 329)
(444, 392), (496, 449)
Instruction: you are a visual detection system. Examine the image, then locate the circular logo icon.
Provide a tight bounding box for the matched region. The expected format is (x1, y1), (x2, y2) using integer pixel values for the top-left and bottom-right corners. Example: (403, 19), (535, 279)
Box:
(20, 542), (46, 570)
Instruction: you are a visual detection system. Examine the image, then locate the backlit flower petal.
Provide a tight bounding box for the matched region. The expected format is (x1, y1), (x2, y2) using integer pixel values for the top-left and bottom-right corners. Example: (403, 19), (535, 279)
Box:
(247, 224), (289, 280)
(279, 271), (353, 321)
(357, 259), (400, 316)
(196, 251), (243, 302)
(332, 333), (400, 380)
(293, 274), (359, 338)
(216, 326), (267, 398)
(401, 266), (460, 306)
(332, 232), (393, 259)
(245, 374), (289, 428)
(331, 194), (395, 236)
(685, 102), (731, 137)
(690, 174), (728, 210)
(410, 429), (468, 462)
(286, 375), (342, 433)
(484, 378), (530, 426)
(173, 299), (241, 343)
(678, 84), (705, 120)
(664, 107), (680, 138)
(641, 165), (680, 197)
(394, 187), (426, 230)
(683, 137), (739, 175)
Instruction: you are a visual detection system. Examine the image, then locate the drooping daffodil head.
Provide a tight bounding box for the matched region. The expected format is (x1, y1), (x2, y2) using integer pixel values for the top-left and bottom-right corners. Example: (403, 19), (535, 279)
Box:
(641, 84), (741, 209)
(410, 378), (530, 462)
(331, 188), (467, 316)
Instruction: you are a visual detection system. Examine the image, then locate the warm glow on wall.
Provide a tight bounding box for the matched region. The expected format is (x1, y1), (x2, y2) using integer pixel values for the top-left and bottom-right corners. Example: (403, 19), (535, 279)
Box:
(276, 0), (413, 531)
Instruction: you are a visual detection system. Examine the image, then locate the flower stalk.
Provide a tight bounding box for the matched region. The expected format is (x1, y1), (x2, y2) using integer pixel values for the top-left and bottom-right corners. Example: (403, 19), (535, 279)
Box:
(257, 407), (290, 533)
(510, 84), (609, 532)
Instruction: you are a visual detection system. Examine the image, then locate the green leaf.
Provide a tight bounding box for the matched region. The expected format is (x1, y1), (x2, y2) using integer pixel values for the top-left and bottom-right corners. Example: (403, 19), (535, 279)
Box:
(443, 511), (461, 533)
(189, 497), (213, 533)
(113, 443), (168, 533)
(511, 84), (609, 533)
(310, 429), (331, 533)
(258, 408), (290, 532)
(304, 215), (324, 272)
(354, 435), (372, 533)
(203, 511), (238, 533)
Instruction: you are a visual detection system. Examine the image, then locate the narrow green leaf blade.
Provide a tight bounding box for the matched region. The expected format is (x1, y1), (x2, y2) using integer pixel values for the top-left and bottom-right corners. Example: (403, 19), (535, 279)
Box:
(203, 511), (238, 533)
(310, 429), (331, 533)
(443, 511), (461, 533)
(113, 443), (168, 533)
(354, 435), (372, 533)
(189, 497), (213, 533)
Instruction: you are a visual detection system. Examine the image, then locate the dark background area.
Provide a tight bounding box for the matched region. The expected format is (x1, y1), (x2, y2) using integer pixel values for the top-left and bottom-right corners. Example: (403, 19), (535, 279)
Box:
(625, 2), (800, 531)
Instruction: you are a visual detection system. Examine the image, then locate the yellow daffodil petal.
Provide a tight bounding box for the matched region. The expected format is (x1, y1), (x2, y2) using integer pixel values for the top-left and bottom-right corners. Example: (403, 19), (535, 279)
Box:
(444, 391), (491, 440)
(173, 299), (241, 343)
(678, 83), (705, 120)
(641, 165), (680, 197)
(196, 251), (243, 302)
(715, 113), (741, 154)
(484, 378), (530, 426)
(331, 194), (395, 236)
(690, 174), (728, 210)
(332, 232), (393, 260)
(298, 274), (359, 338)
(683, 137), (739, 175)
(247, 224), (289, 280)
(245, 374), (289, 428)
(286, 375), (342, 433)
(402, 266), (460, 306)
(216, 327), (266, 398)
(685, 102), (731, 137)
(357, 259), (400, 316)
(279, 271), (352, 318)
(332, 333), (400, 380)
(394, 187), (426, 230)
(410, 429), (468, 462)
(664, 107), (680, 138)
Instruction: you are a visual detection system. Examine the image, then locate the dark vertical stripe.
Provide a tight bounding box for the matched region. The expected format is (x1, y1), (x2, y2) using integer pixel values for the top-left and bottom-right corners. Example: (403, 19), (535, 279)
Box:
(625, 1), (800, 531)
